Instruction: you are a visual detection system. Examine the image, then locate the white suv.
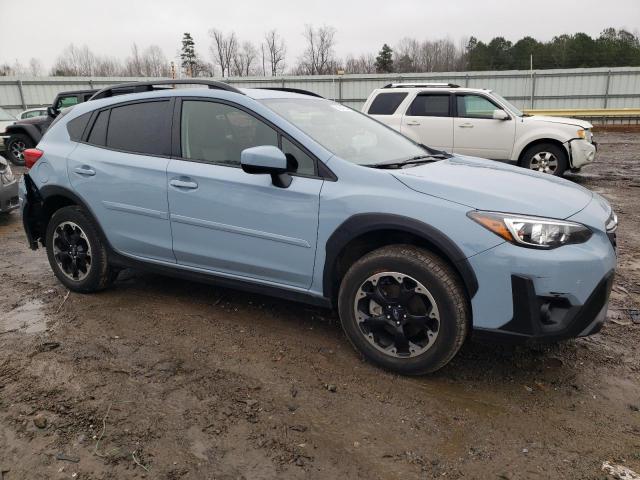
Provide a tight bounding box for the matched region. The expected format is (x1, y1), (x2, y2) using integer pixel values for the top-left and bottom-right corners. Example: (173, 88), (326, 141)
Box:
(362, 83), (597, 176)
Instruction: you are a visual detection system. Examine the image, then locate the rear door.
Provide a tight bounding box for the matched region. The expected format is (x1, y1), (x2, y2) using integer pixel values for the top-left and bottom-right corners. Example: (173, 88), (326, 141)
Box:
(166, 98), (322, 289)
(452, 93), (515, 159)
(67, 99), (175, 262)
(400, 93), (454, 151)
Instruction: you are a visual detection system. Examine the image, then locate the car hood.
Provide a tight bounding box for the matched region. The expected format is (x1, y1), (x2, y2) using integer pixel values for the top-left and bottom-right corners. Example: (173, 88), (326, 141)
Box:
(525, 115), (593, 129)
(392, 155), (593, 219)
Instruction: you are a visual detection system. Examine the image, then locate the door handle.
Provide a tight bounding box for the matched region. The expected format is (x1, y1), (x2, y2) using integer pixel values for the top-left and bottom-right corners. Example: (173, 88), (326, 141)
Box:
(458, 123), (474, 128)
(169, 178), (198, 189)
(406, 121), (421, 126)
(73, 166), (96, 176)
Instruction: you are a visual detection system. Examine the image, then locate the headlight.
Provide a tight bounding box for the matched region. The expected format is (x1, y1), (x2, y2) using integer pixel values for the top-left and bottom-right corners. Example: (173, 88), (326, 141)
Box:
(468, 211), (592, 249)
(577, 129), (593, 142)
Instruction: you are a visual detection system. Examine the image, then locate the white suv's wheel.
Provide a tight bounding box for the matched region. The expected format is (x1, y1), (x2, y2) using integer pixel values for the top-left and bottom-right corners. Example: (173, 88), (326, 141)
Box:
(521, 143), (568, 176)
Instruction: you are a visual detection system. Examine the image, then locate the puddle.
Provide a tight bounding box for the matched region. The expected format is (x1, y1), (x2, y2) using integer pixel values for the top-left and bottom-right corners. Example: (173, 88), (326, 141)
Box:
(1, 299), (47, 334)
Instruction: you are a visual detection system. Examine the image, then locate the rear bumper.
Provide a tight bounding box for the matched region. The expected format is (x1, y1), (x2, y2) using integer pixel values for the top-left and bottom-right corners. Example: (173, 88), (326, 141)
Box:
(19, 174), (44, 248)
(473, 271), (614, 344)
(0, 179), (19, 213)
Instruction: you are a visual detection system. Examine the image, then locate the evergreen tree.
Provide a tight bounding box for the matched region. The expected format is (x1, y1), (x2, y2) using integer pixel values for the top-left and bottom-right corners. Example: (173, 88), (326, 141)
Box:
(180, 33), (198, 77)
(375, 44), (394, 73)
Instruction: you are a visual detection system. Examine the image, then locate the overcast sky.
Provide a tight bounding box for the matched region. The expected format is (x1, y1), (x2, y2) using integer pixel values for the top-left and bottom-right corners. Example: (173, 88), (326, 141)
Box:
(1, 0), (638, 71)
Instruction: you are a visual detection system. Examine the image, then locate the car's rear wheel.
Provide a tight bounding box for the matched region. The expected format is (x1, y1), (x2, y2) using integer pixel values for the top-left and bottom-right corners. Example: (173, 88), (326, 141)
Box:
(6, 133), (34, 166)
(338, 245), (469, 375)
(521, 143), (567, 176)
(46, 206), (117, 293)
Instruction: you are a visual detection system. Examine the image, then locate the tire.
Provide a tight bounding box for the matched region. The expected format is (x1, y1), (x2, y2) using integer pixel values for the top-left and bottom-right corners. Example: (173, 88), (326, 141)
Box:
(338, 245), (469, 375)
(45, 206), (116, 293)
(6, 133), (34, 166)
(521, 143), (568, 176)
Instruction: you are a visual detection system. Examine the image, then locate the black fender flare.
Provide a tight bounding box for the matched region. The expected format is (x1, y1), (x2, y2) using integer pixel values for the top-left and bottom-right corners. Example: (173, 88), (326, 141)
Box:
(32, 184), (111, 250)
(5, 123), (43, 144)
(323, 213), (479, 301)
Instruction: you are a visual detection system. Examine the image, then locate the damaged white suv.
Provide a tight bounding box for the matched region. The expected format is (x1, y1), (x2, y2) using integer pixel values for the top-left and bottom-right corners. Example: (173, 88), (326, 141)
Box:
(363, 83), (597, 176)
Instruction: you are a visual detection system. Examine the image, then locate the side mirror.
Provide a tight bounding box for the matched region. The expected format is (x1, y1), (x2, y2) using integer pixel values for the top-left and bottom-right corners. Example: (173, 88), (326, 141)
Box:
(241, 145), (292, 188)
(493, 109), (510, 121)
(47, 106), (58, 118)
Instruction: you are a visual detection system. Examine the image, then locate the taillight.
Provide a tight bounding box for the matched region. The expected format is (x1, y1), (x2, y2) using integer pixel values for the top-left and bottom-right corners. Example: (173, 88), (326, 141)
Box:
(23, 148), (43, 169)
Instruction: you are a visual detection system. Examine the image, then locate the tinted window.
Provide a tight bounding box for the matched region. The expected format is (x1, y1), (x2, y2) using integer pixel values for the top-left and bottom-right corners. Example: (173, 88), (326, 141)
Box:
(367, 92), (408, 115)
(66, 112), (92, 141)
(282, 137), (315, 176)
(57, 96), (79, 110)
(456, 95), (499, 119)
(407, 94), (450, 117)
(181, 100), (278, 166)
(107, 101), (170, 155)
(87, 110), (109, 146)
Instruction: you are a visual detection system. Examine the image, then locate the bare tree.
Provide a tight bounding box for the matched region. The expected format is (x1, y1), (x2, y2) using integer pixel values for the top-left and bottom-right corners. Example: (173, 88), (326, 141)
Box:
(393, 37), (466, 73)
(51, 44), (98, 76)
(27, 58), (43, 76)
(343, 53), (376, 74)
(297, 25), (337, 75)
(264, 30), (286, 76)
(209, 29), (237, 77)
(230, 41), (258, 76)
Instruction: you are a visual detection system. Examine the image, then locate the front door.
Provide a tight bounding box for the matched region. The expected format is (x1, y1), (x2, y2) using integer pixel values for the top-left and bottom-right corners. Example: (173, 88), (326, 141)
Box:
(452, 94), (516, 160)
(167, 99), (322, 289)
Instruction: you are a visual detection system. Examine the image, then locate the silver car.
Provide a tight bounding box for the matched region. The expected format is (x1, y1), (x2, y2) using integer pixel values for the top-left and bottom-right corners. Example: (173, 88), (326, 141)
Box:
(0, 155), (19, 213)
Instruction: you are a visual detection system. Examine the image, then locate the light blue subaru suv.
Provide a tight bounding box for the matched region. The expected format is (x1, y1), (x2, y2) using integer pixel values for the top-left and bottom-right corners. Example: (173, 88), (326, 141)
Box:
(20, 80), (617, 374)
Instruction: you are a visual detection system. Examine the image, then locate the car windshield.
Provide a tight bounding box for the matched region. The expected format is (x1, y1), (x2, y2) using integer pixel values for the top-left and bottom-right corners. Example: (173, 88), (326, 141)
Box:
(0, 107), (15, 121)
(260, 98), (426, 165)
(491, 92), (524, 117)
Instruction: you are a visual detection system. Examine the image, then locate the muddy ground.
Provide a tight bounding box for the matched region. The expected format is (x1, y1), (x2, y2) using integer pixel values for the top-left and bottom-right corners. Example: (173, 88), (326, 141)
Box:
(1, 131), (639, 479)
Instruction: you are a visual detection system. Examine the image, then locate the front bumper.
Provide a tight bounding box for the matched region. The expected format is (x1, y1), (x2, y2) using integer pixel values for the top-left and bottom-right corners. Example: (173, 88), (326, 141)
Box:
(569, 139), (597, 169)
(0, 179), (19, 213)
(467, 205), (617, 344)
(473, 271), (613, 344)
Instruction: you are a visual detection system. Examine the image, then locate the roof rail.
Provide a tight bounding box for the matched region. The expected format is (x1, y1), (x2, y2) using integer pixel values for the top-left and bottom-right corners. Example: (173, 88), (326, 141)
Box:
(257, 87), (324, 98)
(382, 82), (460, 89)
(89, 79), (244, 100)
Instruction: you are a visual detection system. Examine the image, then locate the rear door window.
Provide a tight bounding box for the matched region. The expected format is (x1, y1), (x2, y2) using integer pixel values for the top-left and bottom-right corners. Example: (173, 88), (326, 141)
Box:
(367, 92), (408, 115)
(106, 101), (171, 155)
(407, 94), (451, 117)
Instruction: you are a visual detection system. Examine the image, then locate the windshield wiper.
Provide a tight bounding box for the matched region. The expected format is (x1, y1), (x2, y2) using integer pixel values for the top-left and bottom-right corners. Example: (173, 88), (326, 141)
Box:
(367, 154), (446, 169)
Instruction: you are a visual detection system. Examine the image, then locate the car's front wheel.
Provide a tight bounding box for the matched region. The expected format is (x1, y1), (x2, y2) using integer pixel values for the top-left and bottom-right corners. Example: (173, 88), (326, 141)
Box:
(6, 133), (34, 166)
(521, 143), (568, 176)
(338, 245), (469, 375)
(45, 206), (117, 293)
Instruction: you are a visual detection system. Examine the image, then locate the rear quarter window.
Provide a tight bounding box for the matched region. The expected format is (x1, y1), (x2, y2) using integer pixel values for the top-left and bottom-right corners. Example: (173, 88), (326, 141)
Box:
(66, 112), (92, 141)
(367, 92), (408, 115)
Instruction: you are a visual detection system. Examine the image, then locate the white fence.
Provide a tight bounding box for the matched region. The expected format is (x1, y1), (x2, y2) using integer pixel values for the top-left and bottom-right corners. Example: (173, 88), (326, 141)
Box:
(1, 67), (640, 117)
